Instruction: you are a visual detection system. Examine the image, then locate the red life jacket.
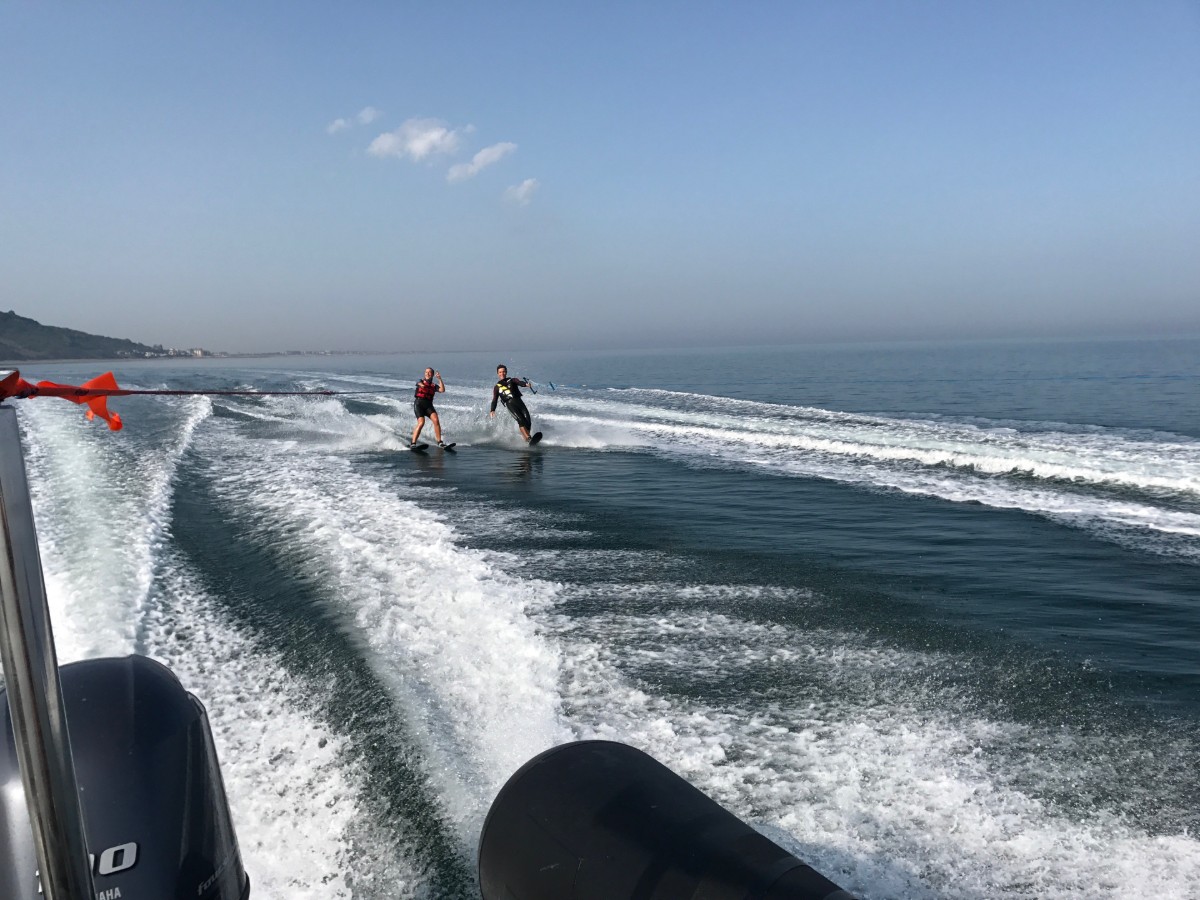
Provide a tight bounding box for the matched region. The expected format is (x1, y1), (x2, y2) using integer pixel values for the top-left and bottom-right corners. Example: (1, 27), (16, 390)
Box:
(415, 379), (437, 401)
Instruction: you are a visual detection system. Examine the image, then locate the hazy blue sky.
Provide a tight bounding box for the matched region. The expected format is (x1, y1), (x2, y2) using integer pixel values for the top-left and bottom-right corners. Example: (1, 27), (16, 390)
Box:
(2, 2), (1198, 353)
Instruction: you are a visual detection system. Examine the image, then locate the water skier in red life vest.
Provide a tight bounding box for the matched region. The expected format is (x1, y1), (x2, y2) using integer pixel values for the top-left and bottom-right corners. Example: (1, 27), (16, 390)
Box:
(489, 364), (536, 442)
(411, 367), (447, 447)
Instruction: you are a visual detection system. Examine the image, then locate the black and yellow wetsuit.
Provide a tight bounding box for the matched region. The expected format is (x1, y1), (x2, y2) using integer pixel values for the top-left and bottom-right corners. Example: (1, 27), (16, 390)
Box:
(490, 378), (531, 430)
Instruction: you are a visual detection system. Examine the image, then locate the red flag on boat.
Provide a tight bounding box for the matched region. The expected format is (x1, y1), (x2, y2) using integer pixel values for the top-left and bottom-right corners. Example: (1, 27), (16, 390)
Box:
(38, 372), (124, 430)
(2, 368), (340, 430)
(0, 370), (124, 430)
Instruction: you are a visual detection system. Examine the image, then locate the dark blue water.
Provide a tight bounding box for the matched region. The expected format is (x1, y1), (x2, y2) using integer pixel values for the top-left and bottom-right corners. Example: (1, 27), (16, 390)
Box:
(12, 335), (1200, 898)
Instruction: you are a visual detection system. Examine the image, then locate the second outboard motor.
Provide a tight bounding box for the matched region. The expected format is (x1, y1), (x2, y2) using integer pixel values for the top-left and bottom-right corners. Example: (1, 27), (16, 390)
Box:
(479, 740), (856, 900)
(0, 654), (250, 899)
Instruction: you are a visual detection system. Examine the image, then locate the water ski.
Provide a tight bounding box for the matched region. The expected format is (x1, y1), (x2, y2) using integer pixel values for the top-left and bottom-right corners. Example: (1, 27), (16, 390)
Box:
(440, 442), (457, 451)
(527, 432), (543, 446)
(409, 443), (429, 452)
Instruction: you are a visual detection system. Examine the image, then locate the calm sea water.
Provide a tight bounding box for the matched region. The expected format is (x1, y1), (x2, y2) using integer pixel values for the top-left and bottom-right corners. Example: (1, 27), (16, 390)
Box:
(10, 336), (1200, 898)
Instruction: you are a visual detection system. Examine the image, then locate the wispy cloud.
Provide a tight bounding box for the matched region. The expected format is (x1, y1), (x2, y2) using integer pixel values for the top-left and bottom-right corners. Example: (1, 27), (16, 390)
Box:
(368, 118), (466, 161)
(327, 106), (383, 135)
(360, 113), (530, 203)
(504, 178), (540, 206)
(447, 142), (517, 183)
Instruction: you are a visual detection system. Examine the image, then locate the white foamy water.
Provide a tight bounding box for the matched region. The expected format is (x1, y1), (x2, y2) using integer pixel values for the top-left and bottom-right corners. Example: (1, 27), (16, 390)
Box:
(194, 399), (571, 844)
(15, 402), (369, 900)
(19, 400), (205, 658)
(141, 565), (366, 898)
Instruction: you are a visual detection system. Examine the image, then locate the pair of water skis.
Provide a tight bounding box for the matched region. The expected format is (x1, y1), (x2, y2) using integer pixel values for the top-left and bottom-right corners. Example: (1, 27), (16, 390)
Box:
(409, 441), (456, 453)
(409, 432), (542, 452)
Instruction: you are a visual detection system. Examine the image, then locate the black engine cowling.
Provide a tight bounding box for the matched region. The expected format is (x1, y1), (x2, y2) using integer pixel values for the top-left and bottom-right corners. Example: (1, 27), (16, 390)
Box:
(479, 740), (855, 900)
(0, 654), (249, 899)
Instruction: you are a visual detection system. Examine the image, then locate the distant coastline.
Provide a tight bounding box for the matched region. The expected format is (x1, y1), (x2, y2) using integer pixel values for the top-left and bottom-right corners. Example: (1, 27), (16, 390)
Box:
(1, 309), (218, 363)
(1, 312), (447, 366)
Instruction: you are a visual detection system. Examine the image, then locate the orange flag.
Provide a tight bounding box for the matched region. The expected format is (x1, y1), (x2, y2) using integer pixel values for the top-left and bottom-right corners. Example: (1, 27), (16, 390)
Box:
(33, 373), (124, 431)
(0, 370), (125, 430)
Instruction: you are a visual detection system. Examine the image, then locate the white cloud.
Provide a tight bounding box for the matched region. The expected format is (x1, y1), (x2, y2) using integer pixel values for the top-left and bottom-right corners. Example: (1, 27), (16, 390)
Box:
(368, 118), (464, 161)
(327, 106), (382, 135)
(447, 142), (517, 183)
(504, 178), (540, 206)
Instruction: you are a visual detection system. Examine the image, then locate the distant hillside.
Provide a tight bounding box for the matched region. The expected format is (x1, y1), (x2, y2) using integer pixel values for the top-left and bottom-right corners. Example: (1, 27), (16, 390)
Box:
(0, 310), (172, 361)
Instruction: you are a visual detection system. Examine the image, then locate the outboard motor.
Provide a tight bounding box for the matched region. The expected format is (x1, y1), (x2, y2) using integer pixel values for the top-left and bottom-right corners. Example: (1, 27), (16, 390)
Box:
(0, 654), (250, 900)
(479, 740), (856, 900)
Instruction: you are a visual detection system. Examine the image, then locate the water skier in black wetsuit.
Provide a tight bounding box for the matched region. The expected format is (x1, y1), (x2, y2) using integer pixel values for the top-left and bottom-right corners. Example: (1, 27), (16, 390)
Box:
(411, 367), (447, 447)
(489, 364), (536, 442)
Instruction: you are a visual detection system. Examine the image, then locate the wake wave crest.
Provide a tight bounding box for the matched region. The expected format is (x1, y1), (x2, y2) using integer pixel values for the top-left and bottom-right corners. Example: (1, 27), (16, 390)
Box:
(535, 389), (1200, 559)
